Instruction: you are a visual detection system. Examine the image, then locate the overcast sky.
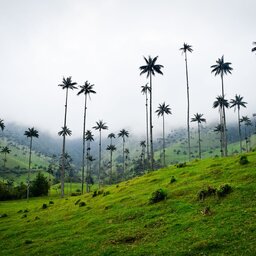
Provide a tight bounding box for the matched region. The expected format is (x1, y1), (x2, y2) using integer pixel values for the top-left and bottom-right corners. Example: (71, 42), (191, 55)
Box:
(1, 0), (255, 139)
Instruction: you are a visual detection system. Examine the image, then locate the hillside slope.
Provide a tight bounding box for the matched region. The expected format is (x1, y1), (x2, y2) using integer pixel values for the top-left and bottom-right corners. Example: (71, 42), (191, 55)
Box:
(1, 152), (256, 255)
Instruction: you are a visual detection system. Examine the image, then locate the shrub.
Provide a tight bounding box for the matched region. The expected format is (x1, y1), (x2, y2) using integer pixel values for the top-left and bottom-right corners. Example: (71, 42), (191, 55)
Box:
(176, 162), (186, 168)
(71, 192), (81, 196)
(79, 201), (86, 207)
(42, 203), (48, 209)
(149, 188), (167, 204)
(30, 172), (50, 197)
(197, 186), (216, 201)
(103, 191), (110, 196)
(24, 240), (33, 245)
(239, 155), (249, 165)
(0, 213), (7, 218)
(170, 176), (176, 184)
(49, 201), (54, 205)
(217, 184), (232, 198)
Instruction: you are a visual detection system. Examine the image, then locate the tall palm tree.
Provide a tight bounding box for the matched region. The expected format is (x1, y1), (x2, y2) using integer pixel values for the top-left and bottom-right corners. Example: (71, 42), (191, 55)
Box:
(230, 95), (247, 153)
(1, 146), (11, 168)
(252, 42), (256, 53)
(77, 81), (96, 194)
(108, 133), (116, 146)
(58, 76), (77, 197)
(180, 43), (193, 161)
(141, 83), (151, 167)
(191, 113), (206, 159)
(140, 56), (164, 170)
(213, 124), (224, 156)
(211, 56), (233, 156)
(24, 127), (39, 200)
(0, 119), (5, 131)
(213, 95), (229, 157)
(140, 140), (146, 172)
(93, 120), (108, 188)
(155, 102), (172, 166)
(106, 144), (116, 175)
(58, 126), (72, 137)
(118, 129), (129, 174)
(85, 130), (94, 192)
(240, 116), (252, 152)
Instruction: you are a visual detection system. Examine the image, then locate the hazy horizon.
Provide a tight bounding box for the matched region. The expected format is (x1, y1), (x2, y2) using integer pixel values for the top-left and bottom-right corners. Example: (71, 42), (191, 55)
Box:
(1, 0), (255, 139)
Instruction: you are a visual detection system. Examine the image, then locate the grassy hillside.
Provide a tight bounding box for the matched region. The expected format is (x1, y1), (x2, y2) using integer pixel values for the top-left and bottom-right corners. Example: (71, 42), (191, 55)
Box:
(1, 152), (256, 255)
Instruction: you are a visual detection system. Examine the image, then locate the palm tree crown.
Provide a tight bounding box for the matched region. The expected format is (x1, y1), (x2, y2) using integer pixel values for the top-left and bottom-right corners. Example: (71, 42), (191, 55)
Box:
(213, 95), (229, 110)
(24, 127), (39, 139)
(77, 81), (96, 97)
(252, 42), (256, 52)
(85, 130), (94, 142)
(230, 95), (247, 110)
(0, 119), (5, 131)
(118, 129), (129, 141)
(141, 83), (151, 94)
(58, 126), (72, 137)
(191, 113), (206, 124)
(139, 56), (164, 77)
(58, 76), (77, 90)
(1, 146), (11, 154)
(180, 43), (193, 54)
(93, 120), (108, 131)
(211, 56), (233, 77)
(155, 102), (172, 117)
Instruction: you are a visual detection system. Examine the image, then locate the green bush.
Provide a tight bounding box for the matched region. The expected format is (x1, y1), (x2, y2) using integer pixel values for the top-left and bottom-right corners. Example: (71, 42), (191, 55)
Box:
(198, 186), (216, 201)
(176, 162), (186, 168)
(149, 188), (167, 204)
(239, 155), (249, 165)
(170, 176), (176, 183)
(30, 172), (50, 197)
(217, 184), (232, 198)
(79, 201), (86, 207)
(42, 203), (48, 209)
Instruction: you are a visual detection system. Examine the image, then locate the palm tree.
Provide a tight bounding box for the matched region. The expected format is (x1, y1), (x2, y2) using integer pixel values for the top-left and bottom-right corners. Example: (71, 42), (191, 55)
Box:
(211, 56), (233, 156)
(140, 140), (146, 172)
(118, 129), (129, 174)
(155, 102), (172, 166)
(140, 56), (164, 170)
(191, 113), (206, 159)
(85, 130), (94, 192)
(77, 81), (96, 194)
(180, 43), (193, 161)
(24, 127), (39, 200)
(1, 146), (11, 168)
(58, 76), (77, 197)
(213, 124), (224, 156)
(213, 96), (229, 157)
(252, 42), (256, 53)
(240, 116), (252, 152)
(58, 126), (72, 137)
(108, 133), (116, 146)
(0, 119), (5, 131)
(230, 95), (247, 153)
(106, 144), (116, 175)
(93, 120), (108, 188)
(141, 83), (151, 167)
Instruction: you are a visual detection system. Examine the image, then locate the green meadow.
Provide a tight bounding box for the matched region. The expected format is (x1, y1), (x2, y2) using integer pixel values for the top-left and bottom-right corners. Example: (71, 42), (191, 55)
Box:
(1, 151), (256, 255)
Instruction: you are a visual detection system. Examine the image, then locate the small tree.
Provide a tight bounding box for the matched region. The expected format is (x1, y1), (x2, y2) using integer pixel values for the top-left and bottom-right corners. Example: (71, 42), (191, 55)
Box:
(30, 172), (50, 197)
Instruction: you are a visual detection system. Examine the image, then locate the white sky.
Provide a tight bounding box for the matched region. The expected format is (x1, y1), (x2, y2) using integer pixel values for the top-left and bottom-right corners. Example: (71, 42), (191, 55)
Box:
(1, 0), (255, 138)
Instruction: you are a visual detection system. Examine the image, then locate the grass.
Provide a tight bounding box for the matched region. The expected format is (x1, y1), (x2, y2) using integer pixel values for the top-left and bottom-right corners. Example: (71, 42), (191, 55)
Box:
(1, 152), (256, 255)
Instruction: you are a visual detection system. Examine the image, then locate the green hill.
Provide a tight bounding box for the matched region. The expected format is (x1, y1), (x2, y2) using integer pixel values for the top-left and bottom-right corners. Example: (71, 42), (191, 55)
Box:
(1, 151), (256, 255)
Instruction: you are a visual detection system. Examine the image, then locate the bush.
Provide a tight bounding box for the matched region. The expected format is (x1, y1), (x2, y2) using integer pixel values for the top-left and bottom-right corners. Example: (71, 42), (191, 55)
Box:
(170, 176), (176, 184)
(42, 203), (48, 209)
(24, 240), (33, 245)
(217, 184), (232, 198)
(103, 191), (110, 196)
(49, 201), (54, 205)
(176, 162), (186, 168)
(0, 213), (7, 218)
(71, 192), (81, 196)
(197, 186), (216, 201)
(239, 155), (249, 165)
(79, 201), (86, 207)
(30, 172), (50, 197)
(149, 188), (167, 204)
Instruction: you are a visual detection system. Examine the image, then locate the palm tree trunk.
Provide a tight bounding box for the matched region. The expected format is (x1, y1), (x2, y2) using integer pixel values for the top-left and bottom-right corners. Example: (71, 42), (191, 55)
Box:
(27, 137), (32, 201)
(149, 72), (154, 170)
(98, 130), (101, 188)
(145, 91), (150, 169)
(162, 114), (165, 166)
(219, 108), (224, 157)
(61, 88), (69, 198)
(123, 138), (125, 176)
(185, 51), (191, 161)
(81, 95), (88, 194)
(110, 150), (113, 175)
(198, 123), (201, 159)
(237, 109), (242, 153)
(221, 74), (228, 156)
(86, 141), (90, 193)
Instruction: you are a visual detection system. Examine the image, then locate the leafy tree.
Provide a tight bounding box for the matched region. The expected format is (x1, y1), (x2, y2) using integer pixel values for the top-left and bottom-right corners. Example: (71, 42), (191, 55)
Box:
(118, 129), (129, 174)
(0, 119), (5, 131)
(180, 43), (193, 161)
(24, 127), (39, 200)
(77, 81), (96, 194)
(141, 83), (151, 167)
(58, 76), (77, 197)
(213, 95), (229, 157)
(191, 113), (206, 159)
(230, 95), (247, 153)
(211, 56), (233, 156)
(30, 172), (50, 197)
(93, 120), (108, 188)
(1, 146), (11, 168)
(85, 130), (94, 192)
(140, 56), (164, 170)
(252, 42), (256, 53)
(155, 102), (172, 166)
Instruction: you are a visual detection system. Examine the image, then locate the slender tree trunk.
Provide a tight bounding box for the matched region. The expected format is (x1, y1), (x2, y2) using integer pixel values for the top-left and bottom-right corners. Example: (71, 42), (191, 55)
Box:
(27, 137), (32, 201)
(61, 88), (69, 198)
(219, 108), (224, 157)
(162, 114), (166, 167)
(221, 74), (228, 156)
(86, 141), (90, 193)
(237, 108), (242, 153)
(98, 130), (101, 188)
(198, 123), (201, 159)
(184, 52), (191, 161)
(145, 91), (150, 169)
(81, 95), (88, 194)
(149, 72), (154, 170)
(110, 150), (113, 176)
(122, 138), (125, 176)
